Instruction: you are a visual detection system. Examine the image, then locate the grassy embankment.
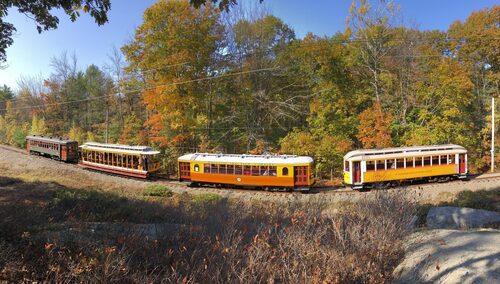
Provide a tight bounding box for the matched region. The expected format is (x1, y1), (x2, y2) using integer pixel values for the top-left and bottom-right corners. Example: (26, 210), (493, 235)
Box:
(0, 175), (419, 283)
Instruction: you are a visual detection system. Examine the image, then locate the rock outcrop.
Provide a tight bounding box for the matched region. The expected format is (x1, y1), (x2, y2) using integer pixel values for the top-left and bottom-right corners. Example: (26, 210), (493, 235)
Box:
(427, 206), (500, 229)
(393, 229), (500, 283)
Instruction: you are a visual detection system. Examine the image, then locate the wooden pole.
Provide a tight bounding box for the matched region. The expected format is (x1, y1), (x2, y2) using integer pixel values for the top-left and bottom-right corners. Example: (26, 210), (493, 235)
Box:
(105, 106), (109, 144)
(492, 97), (495, 173)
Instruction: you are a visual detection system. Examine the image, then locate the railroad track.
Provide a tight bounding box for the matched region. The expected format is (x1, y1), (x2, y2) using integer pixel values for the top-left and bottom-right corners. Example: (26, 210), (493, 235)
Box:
(146, 170), (500, 197)
(2, 144), (500, 197)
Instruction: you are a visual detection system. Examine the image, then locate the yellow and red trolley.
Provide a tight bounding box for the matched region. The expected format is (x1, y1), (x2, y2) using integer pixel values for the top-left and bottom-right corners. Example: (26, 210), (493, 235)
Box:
(178, 153), (315, 191)
(343, 144), (468, 189)
(79, 142), (162, 178)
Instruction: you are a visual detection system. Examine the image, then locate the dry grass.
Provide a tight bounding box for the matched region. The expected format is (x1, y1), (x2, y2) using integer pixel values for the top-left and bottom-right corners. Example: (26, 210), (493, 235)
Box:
(0, 176), (416, 283)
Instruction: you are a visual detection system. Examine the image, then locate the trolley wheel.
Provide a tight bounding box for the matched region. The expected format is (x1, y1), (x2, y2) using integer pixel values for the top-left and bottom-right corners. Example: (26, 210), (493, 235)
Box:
(390, 181), (401, 188)
(438, 176), (450, 183)
(374, 182), (390, 189)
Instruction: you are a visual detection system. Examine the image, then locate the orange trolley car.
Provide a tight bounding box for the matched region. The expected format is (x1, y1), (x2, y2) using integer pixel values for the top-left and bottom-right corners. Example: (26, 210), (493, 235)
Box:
(178, 153), (315, 191)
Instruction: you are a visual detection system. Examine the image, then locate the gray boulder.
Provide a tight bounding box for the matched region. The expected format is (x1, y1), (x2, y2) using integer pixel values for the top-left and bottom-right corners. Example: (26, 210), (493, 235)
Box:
(427, 206), (500, 229)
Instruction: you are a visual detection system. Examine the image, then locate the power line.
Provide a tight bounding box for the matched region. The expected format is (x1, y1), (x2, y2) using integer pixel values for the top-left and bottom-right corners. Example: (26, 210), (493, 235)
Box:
(0, 66), (278, 111)
(127, 62), (189, 74)
(0, 62), (190, 105)
(120, 66), (277, 95)
(3, 34), (498, 105)
(1, 95), (110, 111)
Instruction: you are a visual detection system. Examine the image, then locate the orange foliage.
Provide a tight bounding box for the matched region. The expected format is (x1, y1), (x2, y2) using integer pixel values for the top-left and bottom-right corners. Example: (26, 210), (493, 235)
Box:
(356, 101), (393, 148)
(249, 139), (273, 155)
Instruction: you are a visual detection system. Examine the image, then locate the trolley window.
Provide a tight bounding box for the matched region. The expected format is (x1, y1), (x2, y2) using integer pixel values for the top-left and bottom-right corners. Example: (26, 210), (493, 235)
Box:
(387, 159), (395, 170)
(194, 164), (200, 172)
(344, 161), (349, 171)
(396, 158), (405, 169)
(282, 167), (289, 176)
(423, 157), (431, 166)
(376, 160), (385, 170)
(219, 164), (227, 174)
(449, 155), (456, 164)
(431, 156), (439, 166)
(440, 155), (447, 165)
(235, 165), (243, 175)
(210, 164), (218, 174)
(260, 166), (269, 176)
(244, 165), (251, 175)
(251, 166), (260, 176)
(415, 157), (423, 167)
(406, 157), (414, 168)
(204, 164), (210, 173)
(227, 164), (234, 174)
(269, 166), (277, 176)
(366, 161), (375, 171)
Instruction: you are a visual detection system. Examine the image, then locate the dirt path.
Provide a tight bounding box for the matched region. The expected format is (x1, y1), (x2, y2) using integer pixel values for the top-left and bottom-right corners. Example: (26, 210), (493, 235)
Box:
(0, 145), (499, 204)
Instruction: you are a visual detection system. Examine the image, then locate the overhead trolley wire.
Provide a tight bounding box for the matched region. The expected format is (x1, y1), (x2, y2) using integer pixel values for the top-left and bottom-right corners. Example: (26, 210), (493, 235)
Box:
(0, 66), (278, 111)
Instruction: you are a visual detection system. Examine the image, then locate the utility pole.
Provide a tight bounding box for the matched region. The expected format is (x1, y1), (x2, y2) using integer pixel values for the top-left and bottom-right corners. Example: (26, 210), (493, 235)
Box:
(105, 106), (109, 144)
(492, 97), (495, 172)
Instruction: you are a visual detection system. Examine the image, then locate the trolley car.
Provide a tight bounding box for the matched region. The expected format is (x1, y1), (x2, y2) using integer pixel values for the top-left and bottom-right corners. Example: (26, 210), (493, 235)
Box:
(343, 144), (468, 189)
(26, 135), (79, 162)
(79, 142), (162, 178)
(178, 153), (315, 191)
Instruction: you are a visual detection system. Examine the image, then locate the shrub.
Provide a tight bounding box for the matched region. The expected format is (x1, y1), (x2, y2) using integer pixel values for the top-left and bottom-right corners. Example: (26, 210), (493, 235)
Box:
(416, 203), (433, 227)
(143, 185), (173, 197)
(52, 187), (135, 222)
(11, 126), (28, 148)
(452, 189), (499, 211)
(191, 193), (223, 204)
(1, 181), (416, 283)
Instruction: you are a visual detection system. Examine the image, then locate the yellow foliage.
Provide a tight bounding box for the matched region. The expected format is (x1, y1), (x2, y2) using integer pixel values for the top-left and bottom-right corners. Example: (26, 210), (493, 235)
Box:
(67, 126), (85, 144)
(30, 115), (48, 136)
(86, 131), (96, 143)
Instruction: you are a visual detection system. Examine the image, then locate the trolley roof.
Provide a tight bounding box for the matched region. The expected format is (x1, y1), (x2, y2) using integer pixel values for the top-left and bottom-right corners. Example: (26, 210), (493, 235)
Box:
(178, 153), (313, 165)
(344, 144), (467, 161)
(26, 135), (76, 144)
(79, 142), (160, 155)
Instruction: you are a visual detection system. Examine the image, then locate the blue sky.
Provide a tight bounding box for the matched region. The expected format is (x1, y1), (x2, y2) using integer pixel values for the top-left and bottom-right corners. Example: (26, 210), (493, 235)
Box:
(0, 0), (497, 90)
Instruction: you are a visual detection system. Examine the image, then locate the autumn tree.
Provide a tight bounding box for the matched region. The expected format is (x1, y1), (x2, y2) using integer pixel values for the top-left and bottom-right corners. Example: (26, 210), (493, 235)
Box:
(120, 113), (148, 145)
(356, 101), (393, 148)
(30, 115), (48, 136)
(0, 85), (13, 116)
(1, 101), (29, 147)
(346, 0), (398, 104)
(447, 5), (499, 170)
(227, 14), (310, 152)
(84, 64), (113, 141)
(280, 129), (352, 179)
(36, 53), (116, 142)
(122, 0), (225, 149)
(104, 46), (127, 130)
(189, 0), (265, 11)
